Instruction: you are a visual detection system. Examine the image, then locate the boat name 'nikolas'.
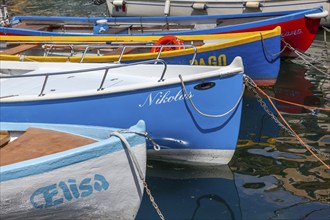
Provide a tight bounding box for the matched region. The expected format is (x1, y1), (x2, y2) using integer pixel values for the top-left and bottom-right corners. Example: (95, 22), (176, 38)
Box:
(30, 174), (109, 209)
(139, 90), (193, 107)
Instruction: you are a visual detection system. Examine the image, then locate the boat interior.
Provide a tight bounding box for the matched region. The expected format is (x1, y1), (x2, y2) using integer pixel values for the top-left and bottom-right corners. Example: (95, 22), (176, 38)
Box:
(0, 127), (97, 166)
(0, 33), (243, 61)
(0, 40), (205, 58)
(8, 15), (276, 34)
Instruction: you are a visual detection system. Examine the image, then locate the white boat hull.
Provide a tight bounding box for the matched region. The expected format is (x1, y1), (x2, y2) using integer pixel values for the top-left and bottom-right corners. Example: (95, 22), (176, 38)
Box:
(0, 143), (146, 219)
(105, 0), (330, 26)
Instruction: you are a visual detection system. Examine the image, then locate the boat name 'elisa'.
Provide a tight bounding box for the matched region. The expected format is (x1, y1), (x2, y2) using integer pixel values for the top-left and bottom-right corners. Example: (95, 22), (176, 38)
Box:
(139, 90), (193, 107)
(30, 174), (109, 209)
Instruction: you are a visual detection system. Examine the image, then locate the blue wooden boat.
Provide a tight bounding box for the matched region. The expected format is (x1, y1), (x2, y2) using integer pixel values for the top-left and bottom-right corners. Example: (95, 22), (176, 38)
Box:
(0, 120), (147, 219)
(0, 58), (244, 165)
(0, 7), (327, 58)
(0, 27), (281, 86)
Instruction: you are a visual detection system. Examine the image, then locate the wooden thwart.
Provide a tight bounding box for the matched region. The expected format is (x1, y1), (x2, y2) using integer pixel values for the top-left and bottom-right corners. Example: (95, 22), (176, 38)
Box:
(0, 44), (39, 55)
(104, 46), (141, 55)
(0, 128), (97, 166)
(13, 22), (50, 31)
(0, 131), (10, 148)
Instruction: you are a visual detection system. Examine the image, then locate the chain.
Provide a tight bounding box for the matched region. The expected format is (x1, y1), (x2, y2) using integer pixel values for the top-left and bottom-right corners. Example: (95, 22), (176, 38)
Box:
(110, 130), (165, 219)
(116, 130), (161, 151)
(143, 181), (165, 220)
(244, 76), (330, 158)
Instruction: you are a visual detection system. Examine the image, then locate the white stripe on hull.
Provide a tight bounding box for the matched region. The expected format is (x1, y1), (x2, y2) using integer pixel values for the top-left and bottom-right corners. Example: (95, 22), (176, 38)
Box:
(147, 149), (235, 165)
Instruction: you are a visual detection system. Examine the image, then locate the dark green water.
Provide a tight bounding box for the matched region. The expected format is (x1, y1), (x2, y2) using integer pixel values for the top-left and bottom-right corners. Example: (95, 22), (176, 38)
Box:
(6, 1), (330, 219)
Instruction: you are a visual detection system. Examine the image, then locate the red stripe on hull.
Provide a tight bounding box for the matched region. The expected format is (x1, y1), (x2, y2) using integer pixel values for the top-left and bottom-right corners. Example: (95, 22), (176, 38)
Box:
(0, 32), (26, 36)
(229, 17), (320, 58)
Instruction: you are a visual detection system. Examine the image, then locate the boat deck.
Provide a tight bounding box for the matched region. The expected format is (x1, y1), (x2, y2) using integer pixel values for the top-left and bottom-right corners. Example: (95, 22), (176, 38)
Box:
(0, 68), (156, 98)
(0, 59), (242, 100)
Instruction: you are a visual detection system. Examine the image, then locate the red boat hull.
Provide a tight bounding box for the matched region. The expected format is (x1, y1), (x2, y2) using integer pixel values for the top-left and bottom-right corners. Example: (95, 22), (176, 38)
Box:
(230, 17), (320, 58)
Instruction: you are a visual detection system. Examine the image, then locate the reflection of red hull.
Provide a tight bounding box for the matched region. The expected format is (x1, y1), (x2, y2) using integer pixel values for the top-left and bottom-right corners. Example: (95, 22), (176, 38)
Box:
(231, 18), (320, 58)
(274, 64), (320, 113)
(254, 79), (277, 87)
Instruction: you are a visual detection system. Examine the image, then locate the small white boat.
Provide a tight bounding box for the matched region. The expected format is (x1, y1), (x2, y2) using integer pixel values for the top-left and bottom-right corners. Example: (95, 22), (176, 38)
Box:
(0, 121), (147, 219)
(103, 0), (330, 26)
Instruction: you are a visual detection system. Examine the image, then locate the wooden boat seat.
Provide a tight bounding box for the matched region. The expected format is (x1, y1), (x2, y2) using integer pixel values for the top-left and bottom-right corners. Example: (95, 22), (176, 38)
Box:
(13, 22), (50, 31)
(131, 24), (194, 31)
(0, 127), (97, 166)
(103, 46), (141, 55)
(0, 131), (10, 148)
(103, 26), (131, 34)
(0, 44), (39, 55)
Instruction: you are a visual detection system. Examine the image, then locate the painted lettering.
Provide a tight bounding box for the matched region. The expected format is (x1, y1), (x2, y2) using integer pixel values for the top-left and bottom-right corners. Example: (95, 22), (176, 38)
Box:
(139, 90), (193, 108)
(68, 179), (80, 199)
(208, 56), (217, 66)
(199, 58), (206, 65)
(282, 29), (303, 37)
(58, 181), (73, 201)
(79, 178), (93, 198)
(218, 54), (227, 66)
(190, 54), (227, 66)
(30, 174), (109, 209)
(30, 184), (63, 209)
(94, 174), (110, 192)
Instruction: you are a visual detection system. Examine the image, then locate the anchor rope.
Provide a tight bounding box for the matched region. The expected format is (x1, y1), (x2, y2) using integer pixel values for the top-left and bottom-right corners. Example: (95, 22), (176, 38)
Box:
(260, 33), (287, 57)
(245, 76), (330, 170)
(110, 131), (165, 220)
(322, 26), (329, 57)
(282, 39), (330, 76)
(262, 95), (330, 111)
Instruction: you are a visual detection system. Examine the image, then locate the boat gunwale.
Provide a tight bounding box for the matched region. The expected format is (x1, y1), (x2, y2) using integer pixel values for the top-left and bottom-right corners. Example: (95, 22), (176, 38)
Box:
(0, 121), (146, 182)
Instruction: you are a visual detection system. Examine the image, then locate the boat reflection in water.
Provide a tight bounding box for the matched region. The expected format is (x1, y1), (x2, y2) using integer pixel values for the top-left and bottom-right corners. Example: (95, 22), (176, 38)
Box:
(238, 91), (279, 147)
(136, 161), (242, 220)
(274, 62), (321, 114)
(237, 61), (323, 148)
(230, 62), (329, 219)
